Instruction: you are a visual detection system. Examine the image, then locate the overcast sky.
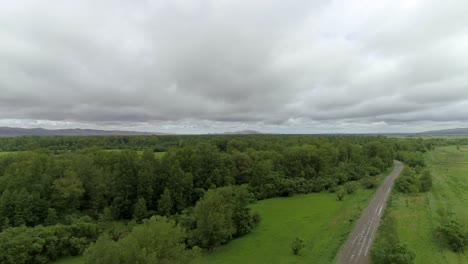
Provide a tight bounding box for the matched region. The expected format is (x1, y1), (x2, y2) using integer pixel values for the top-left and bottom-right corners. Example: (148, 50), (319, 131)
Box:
(1, 0), (468, 134)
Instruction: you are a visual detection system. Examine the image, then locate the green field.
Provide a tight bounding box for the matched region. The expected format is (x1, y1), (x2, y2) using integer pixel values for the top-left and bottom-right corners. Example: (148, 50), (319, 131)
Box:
(385, 146), (468, 264)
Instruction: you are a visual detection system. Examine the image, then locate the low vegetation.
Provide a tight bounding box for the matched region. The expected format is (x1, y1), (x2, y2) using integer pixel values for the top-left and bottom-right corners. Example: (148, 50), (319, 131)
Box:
(291, 237), (305, 255)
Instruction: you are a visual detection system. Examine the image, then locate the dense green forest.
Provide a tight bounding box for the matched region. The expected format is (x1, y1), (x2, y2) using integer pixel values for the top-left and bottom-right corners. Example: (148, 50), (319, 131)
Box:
(0, 135), (448, 263)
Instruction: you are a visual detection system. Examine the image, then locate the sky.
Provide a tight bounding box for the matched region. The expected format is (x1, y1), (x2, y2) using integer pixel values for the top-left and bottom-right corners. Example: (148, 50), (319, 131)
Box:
(1, 0), (468, 134)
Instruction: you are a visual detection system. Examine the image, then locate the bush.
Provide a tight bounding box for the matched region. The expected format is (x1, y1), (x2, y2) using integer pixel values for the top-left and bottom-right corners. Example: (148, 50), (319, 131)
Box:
(344, 181), (359, 194)
(84, 216), (200, 264)
(436, 219), (468, 252)
(361, 176), (377, 189)
(419, 171), (432, 192)
(0, 218), (99, 264)
(336, 187), (346, 201)
(372, 244), (415, 264)
(290, 237), (305, 255)
(394, 168), (419, 193)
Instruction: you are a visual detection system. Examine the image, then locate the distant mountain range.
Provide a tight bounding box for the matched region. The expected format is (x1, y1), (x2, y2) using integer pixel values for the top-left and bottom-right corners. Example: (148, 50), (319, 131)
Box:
(0, 127), (266, 137)
(222, 130), (264, 135)
(2, 126), (467, 137)
(417, 128), (468, 135)
(0, 127), (169, 137)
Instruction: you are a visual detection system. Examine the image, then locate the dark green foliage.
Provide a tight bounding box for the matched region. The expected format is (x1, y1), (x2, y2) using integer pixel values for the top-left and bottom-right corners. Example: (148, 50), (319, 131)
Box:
(373, 244), (416, 264)
(191, 186), (256, 250)
(395, 168), (420, 193)
(436, 219), (468, 252)
(419, 171), (432, 192)
(132, 197), (148, 223)
(395, 167), (433, 194)
(0, 217), (98, 264)
(84, 216), (200, 264)
(344, 181), (360, 194)
(157, 188), (173, 216)
(290, 237), (305, 255)
(361, 176), (377, 189)
(336, 187), (346, 201)
(395, 151), (426, 168)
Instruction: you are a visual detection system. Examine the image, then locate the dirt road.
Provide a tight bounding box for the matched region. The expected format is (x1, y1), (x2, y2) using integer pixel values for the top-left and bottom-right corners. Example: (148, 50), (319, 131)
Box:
(336, 160), (404, 264)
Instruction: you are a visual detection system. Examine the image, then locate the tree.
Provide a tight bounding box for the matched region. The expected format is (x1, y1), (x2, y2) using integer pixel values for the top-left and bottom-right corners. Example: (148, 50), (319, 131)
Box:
(376, 244), (416, 264)
(132, 198), (148, 223)
(344, 181), (359, 194)
(395, 168), (419, 193)
(51, 171), (85, 213)
(83, 234), (121, 264)
(158, 188), (173, 216)
(419, 171), (432, 192)
(191, 186), (256, 250)
(336, 187), (346, 201)
(44, 208), (59, 225)
(84, 216), (200, 264)
(192, 188), (236, 251)
(362, 176), (377, 189)
(437, 220), (468, 252)
(291, 237), (305, 255)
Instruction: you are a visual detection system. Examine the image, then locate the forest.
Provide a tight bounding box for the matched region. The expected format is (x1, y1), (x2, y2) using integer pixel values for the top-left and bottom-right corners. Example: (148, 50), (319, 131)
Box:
(0, 135), (448, 263)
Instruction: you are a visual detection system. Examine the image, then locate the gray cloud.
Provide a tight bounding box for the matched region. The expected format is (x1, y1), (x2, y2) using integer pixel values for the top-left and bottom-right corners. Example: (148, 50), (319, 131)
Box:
(1, 0), (468, 133)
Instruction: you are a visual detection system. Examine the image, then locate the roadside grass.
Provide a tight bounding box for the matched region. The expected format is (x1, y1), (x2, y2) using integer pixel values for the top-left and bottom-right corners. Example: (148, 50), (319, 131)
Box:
(382, 146), (468, 264)
(53, 167), (393, 264)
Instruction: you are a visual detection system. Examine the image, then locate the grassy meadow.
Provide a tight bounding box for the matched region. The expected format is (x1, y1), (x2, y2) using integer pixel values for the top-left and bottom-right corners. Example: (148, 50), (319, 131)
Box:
(383, 146), (468, 264)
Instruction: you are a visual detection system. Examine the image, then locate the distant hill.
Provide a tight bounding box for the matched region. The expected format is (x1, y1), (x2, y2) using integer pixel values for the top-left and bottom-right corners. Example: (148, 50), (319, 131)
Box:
(0, 127), (170, 137)
(418, 128), (468, 135)
(222, 130), (264, 135)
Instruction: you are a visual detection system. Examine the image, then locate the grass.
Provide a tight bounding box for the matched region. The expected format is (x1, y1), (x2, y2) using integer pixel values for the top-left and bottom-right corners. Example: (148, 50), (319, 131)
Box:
(54, 167), (393, 264)
(382, 146), (468, 264)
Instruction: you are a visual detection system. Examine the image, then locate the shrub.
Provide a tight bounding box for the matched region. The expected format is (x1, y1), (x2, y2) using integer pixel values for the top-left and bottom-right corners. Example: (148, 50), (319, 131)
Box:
(436, 219), (468, 252)
(0, 218), (99, 264)
(336, 187), (346, 201)
(362, 176), (377, 189)
(394, 168), (419, 193)
(419, 171), (432, 192)
(344, 181), (359, 194)
(290, 237), (305, 255)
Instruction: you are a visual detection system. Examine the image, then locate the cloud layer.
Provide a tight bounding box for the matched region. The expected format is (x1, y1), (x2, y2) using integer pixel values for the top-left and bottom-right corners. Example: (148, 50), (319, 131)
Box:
(1, 0), (468, 133)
